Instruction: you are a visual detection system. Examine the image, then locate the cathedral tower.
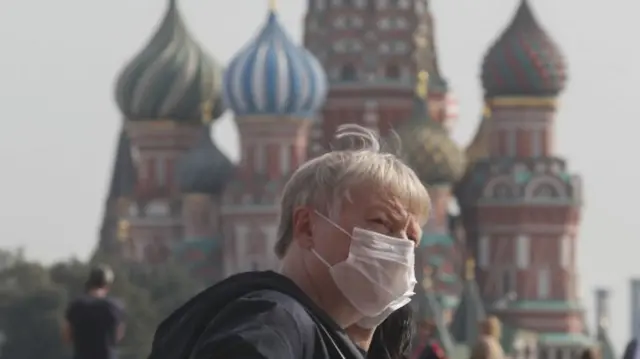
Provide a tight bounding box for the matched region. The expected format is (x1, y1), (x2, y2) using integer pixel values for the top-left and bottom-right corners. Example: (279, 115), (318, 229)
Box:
(303, 0), (455, 154)
(173, 126), (234, 279)
(96, 131), (137, 256)
(109, 0), (226, 263)
(394, 71), (466, 319)
(221, 3), (327, 274)
(457, 0), (587, 352)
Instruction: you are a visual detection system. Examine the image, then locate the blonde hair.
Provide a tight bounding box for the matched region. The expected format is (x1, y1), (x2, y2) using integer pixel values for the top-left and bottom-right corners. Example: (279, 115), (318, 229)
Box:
(481, 316), (502, 338)
(274, 124), (431, 258)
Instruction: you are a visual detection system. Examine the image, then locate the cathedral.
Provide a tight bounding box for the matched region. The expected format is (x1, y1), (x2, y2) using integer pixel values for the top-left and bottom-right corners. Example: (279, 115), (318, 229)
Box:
(97, 0), (615, 358)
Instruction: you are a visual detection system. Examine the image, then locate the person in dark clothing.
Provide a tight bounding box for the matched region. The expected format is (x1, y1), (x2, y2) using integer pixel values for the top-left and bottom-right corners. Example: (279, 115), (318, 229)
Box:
(63, 265), (125, 359)
(147, 125), (431, 359)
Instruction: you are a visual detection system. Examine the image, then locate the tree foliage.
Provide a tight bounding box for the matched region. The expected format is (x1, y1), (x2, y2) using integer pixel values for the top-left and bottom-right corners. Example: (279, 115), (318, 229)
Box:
(0, 249), (203, 359)
(0, 254), (70, 359)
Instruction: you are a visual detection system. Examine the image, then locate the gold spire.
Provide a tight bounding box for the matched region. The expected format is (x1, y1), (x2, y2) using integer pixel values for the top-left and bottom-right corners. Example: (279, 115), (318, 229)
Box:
(482, 103), (492, 118)
(465, 257), (476, 280)
(201, 100), (213, 124)
(117, 219), (130, 242)
(416, 71), (429, 99)
(268, 0), (277, 10)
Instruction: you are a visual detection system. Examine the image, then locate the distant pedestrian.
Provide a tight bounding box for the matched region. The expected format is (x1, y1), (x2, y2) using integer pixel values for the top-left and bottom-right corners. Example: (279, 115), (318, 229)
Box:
(470, 316), (504, 359)
(414, 321), (446, 359)
(63, 264), (125, 359)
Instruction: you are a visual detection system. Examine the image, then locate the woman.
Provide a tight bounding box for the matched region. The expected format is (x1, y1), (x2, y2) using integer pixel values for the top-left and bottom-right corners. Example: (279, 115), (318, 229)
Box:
(347, 304), (415, 359)
(415, 321), (446, 359)
(470, 316), (504, 359)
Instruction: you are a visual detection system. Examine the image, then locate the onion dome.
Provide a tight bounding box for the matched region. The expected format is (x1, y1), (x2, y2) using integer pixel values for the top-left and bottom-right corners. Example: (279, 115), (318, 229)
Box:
(223, 9), (328, 117)
(481, 0), (567, 97)
(115, 0), (225, 123)
(177, 128), (234, 195)
(396, 72), (466, 186)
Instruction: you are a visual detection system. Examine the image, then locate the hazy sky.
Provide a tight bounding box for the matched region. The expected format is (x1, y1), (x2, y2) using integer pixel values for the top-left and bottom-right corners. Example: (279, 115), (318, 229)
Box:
(0, 0), (637, 351)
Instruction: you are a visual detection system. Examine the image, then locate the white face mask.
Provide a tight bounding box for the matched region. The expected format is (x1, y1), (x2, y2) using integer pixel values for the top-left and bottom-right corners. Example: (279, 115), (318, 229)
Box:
(311, 212), (417, 321)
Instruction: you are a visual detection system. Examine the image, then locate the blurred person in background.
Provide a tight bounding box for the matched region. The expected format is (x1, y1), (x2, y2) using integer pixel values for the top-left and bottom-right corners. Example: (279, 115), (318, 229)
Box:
(470, 316), (504, 359)
(62, 265), (125, 359)
(148, 124), (429, 359)
(414, 321), (446, 359)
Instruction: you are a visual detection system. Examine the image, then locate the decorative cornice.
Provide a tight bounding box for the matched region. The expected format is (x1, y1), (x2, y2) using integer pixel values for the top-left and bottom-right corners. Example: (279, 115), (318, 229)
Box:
(490, 97), (558, 109)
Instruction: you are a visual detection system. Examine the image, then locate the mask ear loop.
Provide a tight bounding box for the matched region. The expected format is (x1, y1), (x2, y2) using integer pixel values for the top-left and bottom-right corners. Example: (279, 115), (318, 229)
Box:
(309, 211), (353, 269)
(314, 210), (351, 237)
(311, 248), (332, 267)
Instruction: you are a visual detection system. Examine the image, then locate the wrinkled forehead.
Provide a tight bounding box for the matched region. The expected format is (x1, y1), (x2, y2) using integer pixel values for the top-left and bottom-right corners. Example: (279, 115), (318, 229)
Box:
(340, 179), (430, 224)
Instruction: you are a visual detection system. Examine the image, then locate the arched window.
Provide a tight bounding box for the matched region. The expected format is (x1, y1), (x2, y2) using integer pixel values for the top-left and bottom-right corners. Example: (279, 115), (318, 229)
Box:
(385, 64), (400, 79)
(340, 64), (357, 81)
(145, 200), (170, 217)
(533, 184), (558, 198)
(494, 183), (513, 198)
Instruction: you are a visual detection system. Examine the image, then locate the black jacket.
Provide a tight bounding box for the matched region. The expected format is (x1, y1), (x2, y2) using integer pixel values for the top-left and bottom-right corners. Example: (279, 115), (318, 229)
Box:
(148, 271), (365, 359)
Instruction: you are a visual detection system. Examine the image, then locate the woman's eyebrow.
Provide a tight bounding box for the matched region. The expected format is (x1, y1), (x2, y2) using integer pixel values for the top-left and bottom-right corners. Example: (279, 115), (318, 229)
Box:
(368, 200), (413, 226)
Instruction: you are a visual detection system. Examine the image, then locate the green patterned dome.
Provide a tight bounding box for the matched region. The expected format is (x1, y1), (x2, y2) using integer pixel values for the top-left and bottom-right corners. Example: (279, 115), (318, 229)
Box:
(481, 0), (567, 97)
(396, 95), (466, 186)
(115, 0), (225, 123)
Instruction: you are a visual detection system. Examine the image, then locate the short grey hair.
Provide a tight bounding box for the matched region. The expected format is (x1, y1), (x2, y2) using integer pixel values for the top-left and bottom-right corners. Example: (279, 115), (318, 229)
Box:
(274, 124), (430, 258)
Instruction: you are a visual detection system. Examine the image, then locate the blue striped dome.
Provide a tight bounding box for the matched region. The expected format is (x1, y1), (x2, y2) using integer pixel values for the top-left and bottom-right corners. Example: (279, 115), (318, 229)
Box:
(223, 11), (327, 117)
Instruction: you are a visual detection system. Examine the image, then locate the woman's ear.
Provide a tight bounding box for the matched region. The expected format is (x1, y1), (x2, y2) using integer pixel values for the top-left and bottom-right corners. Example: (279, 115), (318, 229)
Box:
(292, 207), (314, 249)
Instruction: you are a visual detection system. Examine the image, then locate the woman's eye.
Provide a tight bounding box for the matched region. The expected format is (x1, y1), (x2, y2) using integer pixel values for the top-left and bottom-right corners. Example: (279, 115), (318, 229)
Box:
(369, 218), (387, 227)
(369, 219), (395, 234)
